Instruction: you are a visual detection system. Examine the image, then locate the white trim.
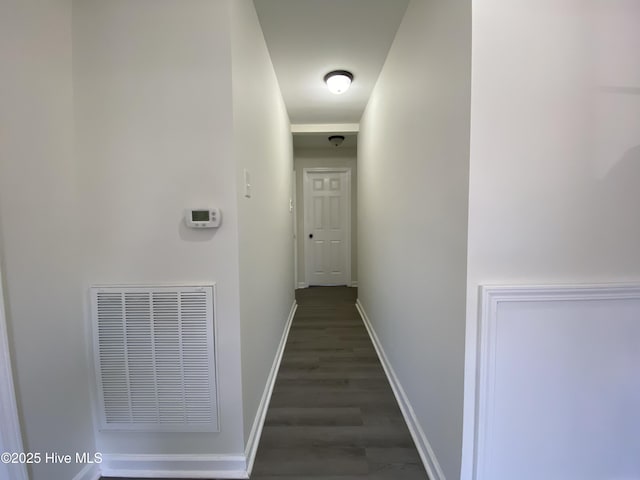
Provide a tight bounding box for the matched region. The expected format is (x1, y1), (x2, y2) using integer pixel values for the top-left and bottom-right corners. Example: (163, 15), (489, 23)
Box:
(244, 300), (297, 476)
(0, 267), (28, 480)
(474, 283), (640, 480)
(292, 170), (298, 290)
(303, 167), (352, 287)
(356, 300), (446, 480)
(100, 453), (248, 479)
(350, 281), (359, 288)
(72, 463), (101, 480)
(291, 123), (359, 134)
(297, 282), (309, 289)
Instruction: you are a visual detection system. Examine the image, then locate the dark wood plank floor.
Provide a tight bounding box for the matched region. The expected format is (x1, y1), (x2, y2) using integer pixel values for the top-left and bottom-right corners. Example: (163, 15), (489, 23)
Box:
(250, 286), (427, 480)
(101, 287), (427, 480)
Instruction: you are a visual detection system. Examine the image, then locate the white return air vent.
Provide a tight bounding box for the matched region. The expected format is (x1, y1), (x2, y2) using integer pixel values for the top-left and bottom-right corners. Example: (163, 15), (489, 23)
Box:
(90, 285), (218, 432)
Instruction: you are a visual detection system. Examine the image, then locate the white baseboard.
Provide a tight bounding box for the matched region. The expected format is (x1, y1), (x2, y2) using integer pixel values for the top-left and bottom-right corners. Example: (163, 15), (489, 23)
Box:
(100, 453), (248, 479)
(244, 300), (297, 476)
(356, 300), (446, 480)
(72, 463), (101, 480)
(297, 282), (309, 289)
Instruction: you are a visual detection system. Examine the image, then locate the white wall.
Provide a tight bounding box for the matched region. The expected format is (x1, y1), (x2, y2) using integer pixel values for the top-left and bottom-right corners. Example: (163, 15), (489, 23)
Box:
(464, 1), (640, 478)
(230, 0), (295, 444)
(0, 1), (96, 479)
(358, 0), (471, 478)
(74, 0), (245, 457)
(294, 147), (358, 286)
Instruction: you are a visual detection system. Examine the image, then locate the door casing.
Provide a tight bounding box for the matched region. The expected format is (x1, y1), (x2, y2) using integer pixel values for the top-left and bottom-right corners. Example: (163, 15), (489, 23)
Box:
(302, 167), (352, 287)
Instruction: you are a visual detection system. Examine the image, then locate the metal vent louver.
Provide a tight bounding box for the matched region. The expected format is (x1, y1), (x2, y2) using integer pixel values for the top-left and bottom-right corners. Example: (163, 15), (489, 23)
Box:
(91, 285), (218, 432)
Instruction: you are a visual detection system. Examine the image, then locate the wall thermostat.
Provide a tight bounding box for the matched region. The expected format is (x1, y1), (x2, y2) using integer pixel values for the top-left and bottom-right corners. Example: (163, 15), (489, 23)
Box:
(185, 208), (221, 228)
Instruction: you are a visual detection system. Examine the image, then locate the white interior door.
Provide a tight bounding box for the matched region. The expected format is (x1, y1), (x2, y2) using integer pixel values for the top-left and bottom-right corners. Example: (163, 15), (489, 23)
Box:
(304, 169), (351, 286)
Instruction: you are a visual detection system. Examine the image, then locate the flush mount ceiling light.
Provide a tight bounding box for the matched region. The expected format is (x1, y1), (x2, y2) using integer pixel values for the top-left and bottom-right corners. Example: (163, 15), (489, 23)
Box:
(328, 135), (345, 147)
(324, 70), (353, 95)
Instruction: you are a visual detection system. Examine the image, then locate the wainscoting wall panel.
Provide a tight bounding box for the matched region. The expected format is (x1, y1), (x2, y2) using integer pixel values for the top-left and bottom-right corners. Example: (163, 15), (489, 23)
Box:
(475, 284), (640, 480)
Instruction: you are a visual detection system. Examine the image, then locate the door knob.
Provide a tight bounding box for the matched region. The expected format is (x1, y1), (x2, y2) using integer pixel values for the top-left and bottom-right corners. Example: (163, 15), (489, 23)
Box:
(309, 233), (314, 239)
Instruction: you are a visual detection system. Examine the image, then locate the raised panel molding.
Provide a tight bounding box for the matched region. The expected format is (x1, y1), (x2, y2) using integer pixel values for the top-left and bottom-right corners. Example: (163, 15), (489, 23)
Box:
(474, 283), (640, 480)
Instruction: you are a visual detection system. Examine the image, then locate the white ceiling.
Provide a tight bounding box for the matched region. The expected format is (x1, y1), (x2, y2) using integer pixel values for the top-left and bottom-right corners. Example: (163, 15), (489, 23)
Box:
(253, 0), (409, 128)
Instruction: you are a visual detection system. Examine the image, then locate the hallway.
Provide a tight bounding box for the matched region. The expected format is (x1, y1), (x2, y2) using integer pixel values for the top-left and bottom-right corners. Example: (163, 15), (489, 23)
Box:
(250, 286), (427, 479)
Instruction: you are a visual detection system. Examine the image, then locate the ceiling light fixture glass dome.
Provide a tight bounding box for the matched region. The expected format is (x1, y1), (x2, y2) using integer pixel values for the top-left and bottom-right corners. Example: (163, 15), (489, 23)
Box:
(324, 70), (353, 94)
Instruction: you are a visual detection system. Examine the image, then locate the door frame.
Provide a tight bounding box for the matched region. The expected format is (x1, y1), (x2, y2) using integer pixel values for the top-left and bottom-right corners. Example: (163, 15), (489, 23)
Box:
(302, 167), (352, 287)
(292, 170), (298, 289)
(0, 265), (28, 480)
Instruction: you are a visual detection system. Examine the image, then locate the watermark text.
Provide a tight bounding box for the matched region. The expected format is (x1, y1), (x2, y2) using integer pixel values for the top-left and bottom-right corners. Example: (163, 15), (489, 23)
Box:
(1, 452), (102, 465)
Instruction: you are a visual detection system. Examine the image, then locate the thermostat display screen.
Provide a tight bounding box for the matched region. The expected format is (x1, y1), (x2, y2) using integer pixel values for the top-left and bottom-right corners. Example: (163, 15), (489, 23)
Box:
(185, 208), (220, 228)
(192, 210), (210, 222)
